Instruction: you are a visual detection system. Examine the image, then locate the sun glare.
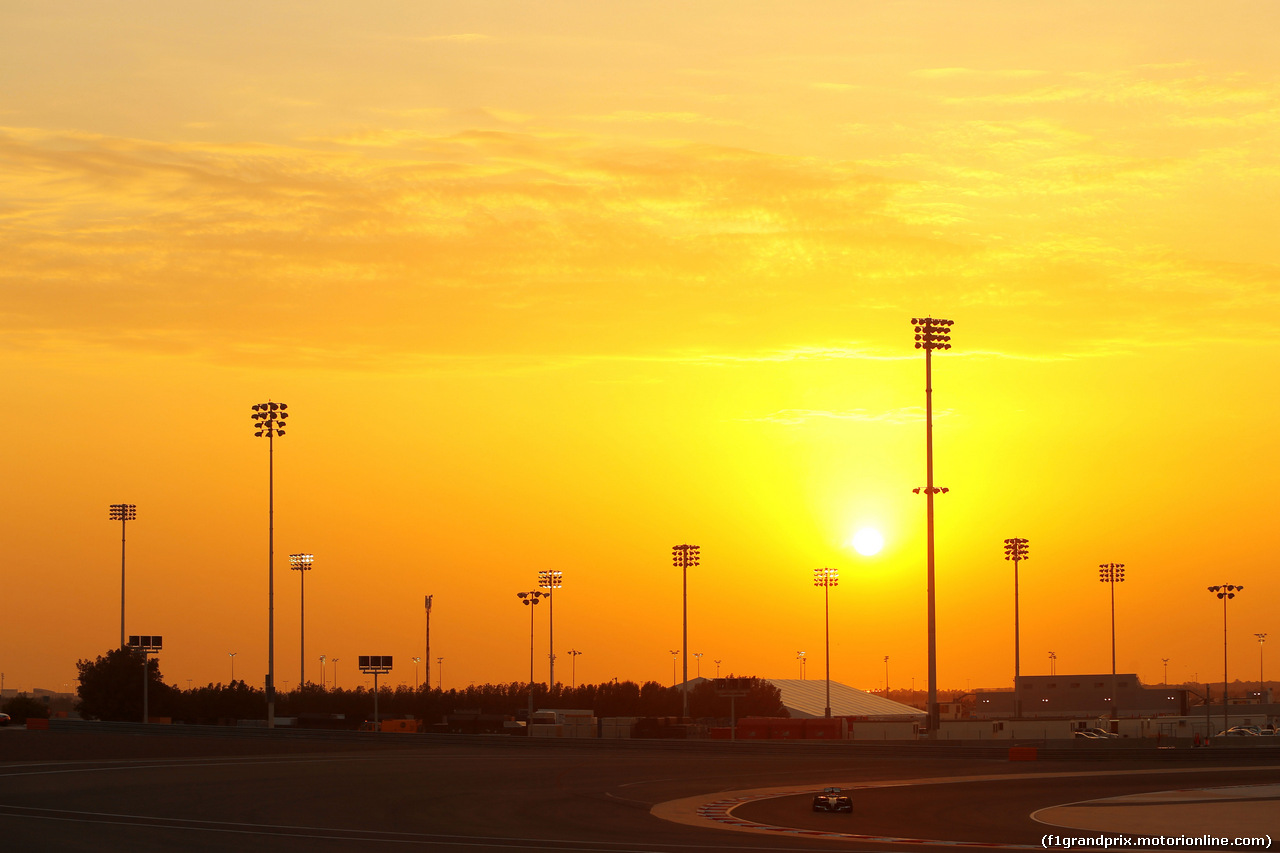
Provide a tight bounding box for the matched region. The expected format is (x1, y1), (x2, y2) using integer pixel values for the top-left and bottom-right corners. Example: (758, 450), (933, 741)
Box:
(851, 527), (884, 556)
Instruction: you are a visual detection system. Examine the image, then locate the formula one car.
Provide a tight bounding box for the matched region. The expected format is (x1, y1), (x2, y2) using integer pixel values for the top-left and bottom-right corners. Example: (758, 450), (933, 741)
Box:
(812, 786), (853, 813)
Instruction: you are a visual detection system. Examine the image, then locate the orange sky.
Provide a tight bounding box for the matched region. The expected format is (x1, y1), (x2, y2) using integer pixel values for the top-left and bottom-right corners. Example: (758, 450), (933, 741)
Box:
(2, 2), (1276, 698)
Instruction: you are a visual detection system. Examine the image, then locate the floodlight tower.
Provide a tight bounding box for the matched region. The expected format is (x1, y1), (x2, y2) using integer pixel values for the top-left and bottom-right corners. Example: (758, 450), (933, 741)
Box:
(289, 553), (313, 686)
(251, 400), (289, 728)
(539, 570), (563, 686)
(1004, 538), (1029, 716)
(109, 504), (137, 651)
(911, 315), (953, 734)
(517, 591), (544, 721)
(813, 567), (838, 718)
(424, 595), (433, 690)
(1098, 564), (1126, 675)
(1209, 584), (1243, 732)
(672, 544), (700, 721)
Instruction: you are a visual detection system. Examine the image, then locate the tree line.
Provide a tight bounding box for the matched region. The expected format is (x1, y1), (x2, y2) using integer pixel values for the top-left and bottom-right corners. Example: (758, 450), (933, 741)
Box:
(74, 647), (786, 725)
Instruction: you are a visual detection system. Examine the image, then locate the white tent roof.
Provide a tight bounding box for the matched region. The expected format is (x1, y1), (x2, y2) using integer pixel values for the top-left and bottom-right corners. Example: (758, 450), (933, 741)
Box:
(764, 678), (926, 720)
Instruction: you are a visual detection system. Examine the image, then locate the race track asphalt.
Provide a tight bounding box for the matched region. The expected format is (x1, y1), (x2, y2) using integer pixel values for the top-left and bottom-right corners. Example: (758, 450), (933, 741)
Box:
(1, 726), (1276, 852)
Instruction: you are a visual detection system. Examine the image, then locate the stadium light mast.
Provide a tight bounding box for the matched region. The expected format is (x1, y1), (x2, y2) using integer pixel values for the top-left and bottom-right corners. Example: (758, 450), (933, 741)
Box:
(672, 544), (700, 721)
(517, 591), (544, 722)
(1004, 538), (1029, 716)
(289, 553), (313, 686)
(252, 400), (288, 728)
(109, 503), (137, 650)
(813, 567), (838, 718)
(539, 570), (563, 686)
(911, 315), (953, 735)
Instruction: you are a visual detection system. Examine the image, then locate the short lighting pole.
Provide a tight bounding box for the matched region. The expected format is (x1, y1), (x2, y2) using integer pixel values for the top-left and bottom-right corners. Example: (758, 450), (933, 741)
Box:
(1004, 538), (1029, 716)
(714, 659), (722, 678)
(331, 657), (339, 689)
(517, 591), (544, 721)
(1048, 651), (1056, 675)
(884, 655), (890, 693)
(672, 544), (699, 722)
(911, 315), (953, 734)
(1162, 657), (1170, 686)
(797, 651), (806, 680)
(436, 656), (443, 689)
(814, 567), (838, 718)
(693, 652), (703, 679)
(1256, 634), (1268, 703)
(109, 504), (137, 651)
(567, 649), (582, 689)
(252, 400), (289, 728)
(413, 656), (422, 689)
(669, 649), (680, 687)
(289, 553), (313, 686)
(319, 655), (326, 689)
(229, 651), (237, 683)
(538, 571), (562, 686)
(1209, 584), (1243, 733)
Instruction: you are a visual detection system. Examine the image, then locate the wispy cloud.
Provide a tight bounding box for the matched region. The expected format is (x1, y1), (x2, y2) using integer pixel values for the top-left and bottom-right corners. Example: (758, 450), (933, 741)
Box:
(738, 407), (944, 425)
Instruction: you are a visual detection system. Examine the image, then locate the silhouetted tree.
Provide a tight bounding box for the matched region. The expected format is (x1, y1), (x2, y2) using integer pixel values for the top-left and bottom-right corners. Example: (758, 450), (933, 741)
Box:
(75, 647), (175, 721)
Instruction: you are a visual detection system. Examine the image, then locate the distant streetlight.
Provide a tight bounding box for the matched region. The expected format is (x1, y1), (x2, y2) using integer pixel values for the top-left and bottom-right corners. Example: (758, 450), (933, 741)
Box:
(229, 651), (237, 683)
(412, 656), (422, 689)
(517, 591), (544, 721)
(1004, 538), (1029, 716)
(567, 649), (582, 689)
(1256, 634), (1268, 703)
(1209, 584), (1243, 732)
(692, 652), (704, 679)
(669, 649), (680, 687)
(884, 655), (890, 693)
(289, 553), (313, 686)
(1162, 657), (1170, 686)
(251, 399), (289, 728)
(672, 544), (700, 722)
(796, 651), (806, 680)
(436, 656), (443, 689)
(814, 567), (838, 718)
(1048, 651), (1056, 675)
(714, 659), (722, 678)
(331, 657), (339, 689)
(538, 571), (563, 686)
(319, 655), (326, 689)
(911, 315), (953, 734)
(424, 595), (433, 690)
(108, 504), (137, 651)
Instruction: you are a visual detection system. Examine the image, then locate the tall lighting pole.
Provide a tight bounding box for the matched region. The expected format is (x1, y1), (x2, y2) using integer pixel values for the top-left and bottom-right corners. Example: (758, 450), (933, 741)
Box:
(252, 400), (288, 728)
(538, 571), (562, 686)
(911, 316), (953, 734)
(1004, 538), (1029, 716)
(289, 553), (313, 686)
(1099, 563), (1125, 719)
(1256, 633), (1268, 703)
(109, 504), (137, 650)
(672, 544), (699, 722)
(814, 567), (838, 718)
(517, 591), (544, 722)
(424, 595), (433, 690)
(1209, 584), (1243, 733)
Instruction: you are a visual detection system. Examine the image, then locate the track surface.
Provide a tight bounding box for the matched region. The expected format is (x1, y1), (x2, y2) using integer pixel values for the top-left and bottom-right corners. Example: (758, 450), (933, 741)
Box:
(1, 728), (1276, 852)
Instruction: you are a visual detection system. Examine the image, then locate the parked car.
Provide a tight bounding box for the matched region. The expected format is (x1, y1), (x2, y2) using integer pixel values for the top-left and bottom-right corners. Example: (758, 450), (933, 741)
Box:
(1073, 731), (1101, 739)
(1084, 728), (1120, 738)
(812, 787), (853, 813)
(0, 713), (10, 727)
(1214, 728), (1259, 737)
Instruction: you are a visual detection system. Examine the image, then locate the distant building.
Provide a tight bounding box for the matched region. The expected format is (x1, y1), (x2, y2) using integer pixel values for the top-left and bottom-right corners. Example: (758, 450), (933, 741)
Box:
(972, 674), (1187, 719)
(764, 678), (926, 721)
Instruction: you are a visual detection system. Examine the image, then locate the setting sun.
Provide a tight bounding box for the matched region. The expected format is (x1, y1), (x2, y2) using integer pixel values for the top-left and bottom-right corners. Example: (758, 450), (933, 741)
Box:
(851, 528), (885, 557)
